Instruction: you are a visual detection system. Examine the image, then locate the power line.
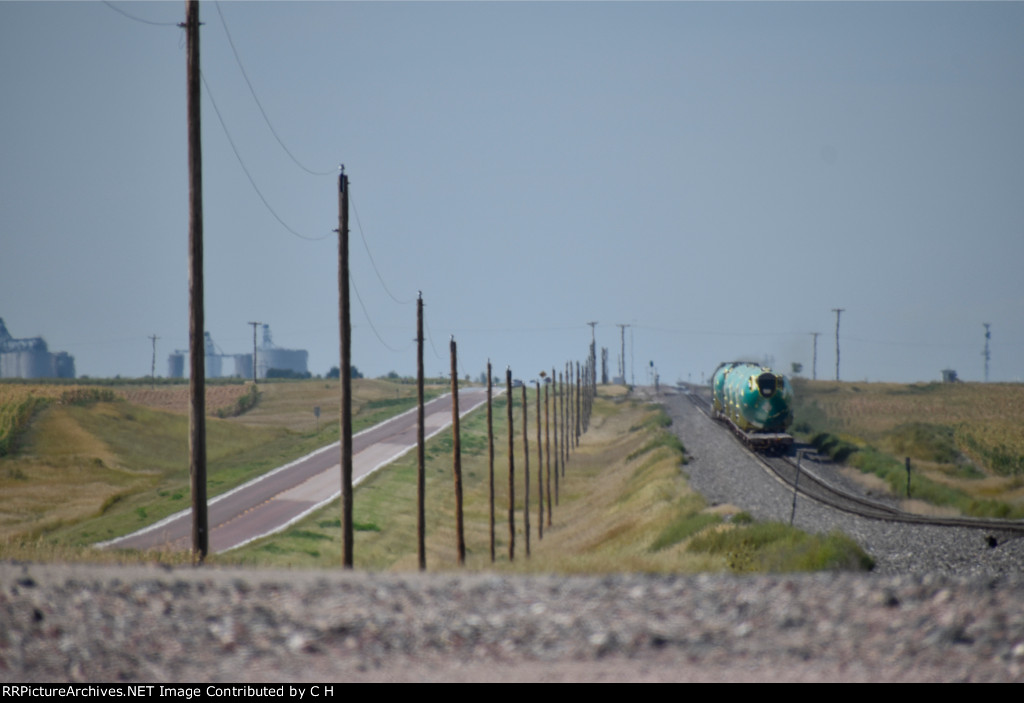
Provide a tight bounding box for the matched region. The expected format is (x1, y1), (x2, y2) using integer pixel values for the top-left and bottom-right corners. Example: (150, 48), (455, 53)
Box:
(350, 196), (415, 306)
(214, 2), (335, 177)
(200, 70), (330, 242)
(102, 1), (180, 27)
(350, 271), (412, 354)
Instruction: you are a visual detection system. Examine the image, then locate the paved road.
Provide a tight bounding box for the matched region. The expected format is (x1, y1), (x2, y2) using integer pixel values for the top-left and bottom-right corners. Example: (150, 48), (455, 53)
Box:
(101, 387), (492, 554)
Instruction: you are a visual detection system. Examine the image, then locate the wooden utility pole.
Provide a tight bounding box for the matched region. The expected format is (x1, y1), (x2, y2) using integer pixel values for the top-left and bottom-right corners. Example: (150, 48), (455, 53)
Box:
(248, 321), (261, 383)
(544, 374), (552, 528)
(417, 293), (426, 571)
(522, 382), (530, 557)
(617, 323), (628, 385)
(536, 379), (543, 539)
(338, 168), (353, 568)
(810, 332), (820, 381)
(552, 367), (560, 506)
(487, 360), (495, 563)
(506, 367), (515, 561)
(832, 308), (844, 381)
(149, 334), (158, 389)
(576, 361), (582, 447)
(450, 337), (465, 566)
(587, 321), (598, 394)
(184, 0), (208, 565)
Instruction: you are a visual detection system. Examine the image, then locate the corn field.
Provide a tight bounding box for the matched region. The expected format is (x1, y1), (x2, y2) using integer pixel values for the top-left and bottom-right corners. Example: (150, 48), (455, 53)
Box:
(793, 381), (1024, 477)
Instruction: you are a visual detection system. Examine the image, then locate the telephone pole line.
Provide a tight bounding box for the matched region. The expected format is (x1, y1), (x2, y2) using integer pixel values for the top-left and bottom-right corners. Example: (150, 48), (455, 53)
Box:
(451, 337), (465, 566)
(149, 334), (159, 388)
(248, 321), (261, 383)
(617, 323), (629, 385)
(337, 167), (353, 568)
(417, 293), (426, 570)
(832, 308), (844, 381)
(587, 321), (598, 393)
(983, 323), (991, 383)
(810, 332), (820, 381)
(184, 0), (207, 564)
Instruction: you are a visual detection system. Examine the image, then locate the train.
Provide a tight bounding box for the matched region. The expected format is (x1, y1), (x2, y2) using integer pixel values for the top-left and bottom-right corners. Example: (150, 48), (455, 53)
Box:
(710, 361), (794, 453)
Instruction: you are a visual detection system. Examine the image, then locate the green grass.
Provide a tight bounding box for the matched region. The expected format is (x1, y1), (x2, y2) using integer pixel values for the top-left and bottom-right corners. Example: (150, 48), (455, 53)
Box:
(687, 522), (875, 573)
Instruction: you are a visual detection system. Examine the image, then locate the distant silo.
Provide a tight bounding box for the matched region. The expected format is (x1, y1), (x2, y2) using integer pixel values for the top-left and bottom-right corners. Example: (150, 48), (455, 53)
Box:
(168, 351), (186, 379)
(233, 353), (253, 379)
(259, 324), (309, 378)
(0, 317), (75, 379)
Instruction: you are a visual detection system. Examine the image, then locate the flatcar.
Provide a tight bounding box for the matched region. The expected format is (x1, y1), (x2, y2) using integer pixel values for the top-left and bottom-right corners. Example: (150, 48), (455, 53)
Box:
(711, 361), (794, 453)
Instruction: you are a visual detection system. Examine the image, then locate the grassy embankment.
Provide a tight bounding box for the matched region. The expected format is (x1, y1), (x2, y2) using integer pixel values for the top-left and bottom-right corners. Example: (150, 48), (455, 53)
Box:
(791, 379), (1024, 519)
(223, 386), (872, 574)
(0, 378), (437, 563)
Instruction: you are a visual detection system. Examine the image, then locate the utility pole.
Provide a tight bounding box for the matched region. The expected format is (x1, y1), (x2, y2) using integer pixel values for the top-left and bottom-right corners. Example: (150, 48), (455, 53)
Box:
(487, 360), (495, 563)
(337, 167), (353, 569)
(417, 293), (426, 570)
(149, 334), (159, 388)
(617, 323), (629, 385)
(536, 379), (543, 540)
(983, 323), (991, 383)
(832, 308), (844, 381)
(810, 332), (820, 381)
(451, 337), (465, 566)
(587, 321), (598, 393)
(521, 382), (530, 557)
(506, 367), (515, 561)
(248, 321), (261, 383)
(184, 0), (207, 565)
(552, 367), (560, 505)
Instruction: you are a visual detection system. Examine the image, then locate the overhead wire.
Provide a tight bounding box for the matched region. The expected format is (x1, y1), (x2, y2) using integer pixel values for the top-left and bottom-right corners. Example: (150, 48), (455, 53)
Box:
(350, 196), (415, 306)
(102, 1), (180, 27)
(214, 2), (336, 177)
(350, 273), (412, 354)
(200, 70), (330, 241)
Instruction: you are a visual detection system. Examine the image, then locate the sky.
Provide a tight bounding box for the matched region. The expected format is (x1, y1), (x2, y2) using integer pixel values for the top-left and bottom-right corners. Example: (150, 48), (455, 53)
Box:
(2, 1), (1022, 385)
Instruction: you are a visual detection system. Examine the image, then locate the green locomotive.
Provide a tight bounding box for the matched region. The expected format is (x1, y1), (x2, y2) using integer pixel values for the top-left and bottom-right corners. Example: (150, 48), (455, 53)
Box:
(711, 361), (794, 452)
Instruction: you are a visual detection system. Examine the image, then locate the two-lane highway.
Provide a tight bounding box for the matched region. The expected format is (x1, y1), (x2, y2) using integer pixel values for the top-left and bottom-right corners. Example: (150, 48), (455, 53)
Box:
(101, 386), (492, 554)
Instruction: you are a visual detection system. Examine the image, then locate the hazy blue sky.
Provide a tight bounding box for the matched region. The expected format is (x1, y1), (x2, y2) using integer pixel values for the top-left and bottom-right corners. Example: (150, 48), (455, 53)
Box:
(2, 1), (1022, 384)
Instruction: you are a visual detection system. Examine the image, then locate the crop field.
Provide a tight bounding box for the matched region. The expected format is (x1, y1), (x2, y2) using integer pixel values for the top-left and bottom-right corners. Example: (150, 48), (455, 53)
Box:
(116, 384), (251, 417)
(0, 385), (117, 456)
(791, 379), (1024, 516)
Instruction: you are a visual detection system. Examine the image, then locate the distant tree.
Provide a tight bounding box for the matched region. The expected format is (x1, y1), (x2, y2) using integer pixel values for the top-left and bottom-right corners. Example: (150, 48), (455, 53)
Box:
(791, 362), (803, 376)
(326, 366), (340, 379)
(352, 366), (364, 379)
(266, 368), (312, 380)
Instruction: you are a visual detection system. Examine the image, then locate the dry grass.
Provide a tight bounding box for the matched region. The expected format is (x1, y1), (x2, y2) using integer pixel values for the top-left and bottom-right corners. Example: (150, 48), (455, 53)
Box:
(228, 388), (737, 574)
(0, 378), (436, 555)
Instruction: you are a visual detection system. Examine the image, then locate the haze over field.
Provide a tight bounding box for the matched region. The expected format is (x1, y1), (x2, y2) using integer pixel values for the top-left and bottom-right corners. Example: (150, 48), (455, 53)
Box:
(2, 1), (1021, 384)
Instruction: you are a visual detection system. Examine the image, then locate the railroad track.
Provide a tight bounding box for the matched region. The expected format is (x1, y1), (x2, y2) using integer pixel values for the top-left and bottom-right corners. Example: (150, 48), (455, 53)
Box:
(675, 384), (1024, 540)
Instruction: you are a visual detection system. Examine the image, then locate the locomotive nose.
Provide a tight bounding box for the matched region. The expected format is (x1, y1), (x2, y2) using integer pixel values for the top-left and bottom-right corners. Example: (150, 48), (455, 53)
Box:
(756, 372), (777, 398)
